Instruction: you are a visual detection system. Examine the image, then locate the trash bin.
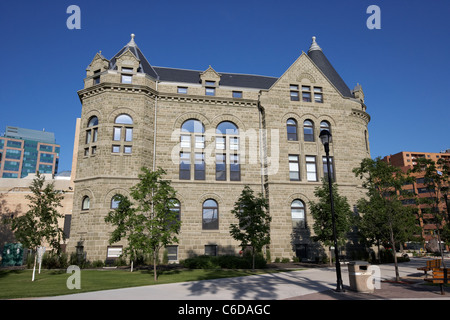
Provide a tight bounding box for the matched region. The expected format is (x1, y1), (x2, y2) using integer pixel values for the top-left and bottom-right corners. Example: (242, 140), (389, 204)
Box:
(348, 261), (373, 293)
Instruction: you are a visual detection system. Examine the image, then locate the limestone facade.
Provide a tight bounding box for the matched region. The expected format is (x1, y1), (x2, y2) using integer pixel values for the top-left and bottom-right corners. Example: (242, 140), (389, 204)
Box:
(68, 35), (371, 262)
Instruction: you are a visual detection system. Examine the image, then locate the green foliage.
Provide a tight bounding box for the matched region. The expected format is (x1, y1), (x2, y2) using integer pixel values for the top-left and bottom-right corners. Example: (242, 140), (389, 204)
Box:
(7, 172), (65, 254)
(105, 167), (180, 280)
(229, 185), (271, 269)
(309, 178), (354, 247)
(181, 253), (267, 269)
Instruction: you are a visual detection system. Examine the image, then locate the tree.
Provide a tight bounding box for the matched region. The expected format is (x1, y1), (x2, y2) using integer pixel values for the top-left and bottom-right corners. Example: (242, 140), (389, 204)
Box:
(229, 185), (271, 270)
(410, 157), (450, 267)
(353, 158), (419, 281)
(6, 172), (65, 280)
(105, 167), (180, 281)
(309, 178), (354, 262)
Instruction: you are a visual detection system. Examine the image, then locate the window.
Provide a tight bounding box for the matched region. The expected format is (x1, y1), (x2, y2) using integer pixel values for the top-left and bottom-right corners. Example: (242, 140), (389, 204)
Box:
(232, 91), (243, 98)
(177, 87), (188, 94)
(93, 70), (100, 85)
(230, 154), (240, 181)
(206, 87), (215, 96)
(216, 121), (240, 181)
(195, 153), (205, 180)
(121, 67), (133, 84)
(85, 116), (98, 156)
(289, 155), (300, 181)
(314, 87), (323, 103)
(169, 199), (181, 221)
(82, 196), (90, 210)
(179, 152), (190, 180)
(216, 136), (225, 150)
(291, 200), (306, 228)
(124, 146), (132, 154)
(202, 199), (219, 230)
(166, 245), (178, 261)
(216, 154), (226, 181)
(111, 195), (120, 209)
(205, 81), (216, 86)
(113, 127), (121, 141)
(290, 85), (299, 101)
(303, 120), (314, 142)
(113, 114), (133, 154)
(115, 114), (133, 125)
(180, 120), (204, 179)
(302, 86), (311, 102)
(205, 245), (217, 256)
(306, 156), (317, 181)
(181, 119), (204, 134)
(322, 156), (335, 182)
(287, 118), (298, 141)
(320, 121), (331, 134)
(180, 135), (190, 148)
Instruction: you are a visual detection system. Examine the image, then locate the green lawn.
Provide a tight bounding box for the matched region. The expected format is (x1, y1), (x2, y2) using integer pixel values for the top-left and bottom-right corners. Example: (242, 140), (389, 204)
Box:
(0, 268), (294, 299)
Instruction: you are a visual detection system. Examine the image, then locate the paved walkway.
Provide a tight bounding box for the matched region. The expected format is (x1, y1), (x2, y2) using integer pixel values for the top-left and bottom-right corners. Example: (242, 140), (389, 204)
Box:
(38, 257), (450, 300)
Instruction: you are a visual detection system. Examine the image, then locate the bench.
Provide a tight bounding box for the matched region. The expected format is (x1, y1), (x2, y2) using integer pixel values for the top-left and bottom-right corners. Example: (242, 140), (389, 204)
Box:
(417, 259), (441, 276)
(424, 268), (448, 295)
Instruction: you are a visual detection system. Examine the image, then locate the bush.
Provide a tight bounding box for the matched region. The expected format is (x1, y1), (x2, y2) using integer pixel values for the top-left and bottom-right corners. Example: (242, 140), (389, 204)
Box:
(92, 260), (105, 268)
(181, 254), (267, 269)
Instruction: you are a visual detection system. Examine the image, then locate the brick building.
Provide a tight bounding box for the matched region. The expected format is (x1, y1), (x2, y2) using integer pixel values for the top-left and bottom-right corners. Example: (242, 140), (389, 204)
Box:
(383, 150), (450, 244)
(68, 35), (371, 262)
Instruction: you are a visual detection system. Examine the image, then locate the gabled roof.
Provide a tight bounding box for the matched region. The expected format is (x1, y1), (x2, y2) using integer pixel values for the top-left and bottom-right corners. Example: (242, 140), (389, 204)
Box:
(307, 37), (353, 98)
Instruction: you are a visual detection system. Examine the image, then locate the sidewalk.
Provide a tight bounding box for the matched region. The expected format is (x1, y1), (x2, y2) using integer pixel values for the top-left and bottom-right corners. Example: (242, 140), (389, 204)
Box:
(38, 258), (450, 300)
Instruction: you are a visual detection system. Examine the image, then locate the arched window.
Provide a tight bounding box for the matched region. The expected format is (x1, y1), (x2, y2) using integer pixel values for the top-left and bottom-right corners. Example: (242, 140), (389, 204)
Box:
(202, 199), (218, 230)
(216, 121), (239, 135)
(216, 121), (240, 181)
(85, 116), (99, 155)
(320, 121), (331, 134)
(111, 195), (120, 209)
(291, 199), (306, 228)
(82, 196), (90, 210)
(303, 120), (314, 142)
(88, 116), (99, 127)
(170, 199), (181, 221)
(115, 114), (133, 125)
(180, 119), (205, 180)
(286, 118), (298, 141)
(113, 114), (133, 154)
(181, 119), (204, 133)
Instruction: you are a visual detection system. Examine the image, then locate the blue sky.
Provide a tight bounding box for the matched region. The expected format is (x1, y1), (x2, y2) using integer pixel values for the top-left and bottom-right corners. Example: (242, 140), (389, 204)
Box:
(0, 0), (449, 172)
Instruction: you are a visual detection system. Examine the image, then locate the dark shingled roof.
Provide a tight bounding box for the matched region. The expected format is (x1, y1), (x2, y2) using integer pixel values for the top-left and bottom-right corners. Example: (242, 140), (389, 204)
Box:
(109, 35), (352, 95)
(153, 67), (278, 90)
(307, 47), (353, 97)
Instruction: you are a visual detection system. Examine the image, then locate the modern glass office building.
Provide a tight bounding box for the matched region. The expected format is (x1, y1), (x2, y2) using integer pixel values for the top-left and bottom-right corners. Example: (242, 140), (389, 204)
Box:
(0, 126), (60, 178)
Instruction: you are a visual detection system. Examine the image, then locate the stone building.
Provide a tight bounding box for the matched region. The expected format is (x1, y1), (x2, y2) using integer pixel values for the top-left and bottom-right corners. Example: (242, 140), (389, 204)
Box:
(68, 34), (371, 262)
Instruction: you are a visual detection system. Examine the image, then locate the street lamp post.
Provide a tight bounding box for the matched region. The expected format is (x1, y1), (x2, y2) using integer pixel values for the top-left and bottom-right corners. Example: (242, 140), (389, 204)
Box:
(319, 129), (344, 292)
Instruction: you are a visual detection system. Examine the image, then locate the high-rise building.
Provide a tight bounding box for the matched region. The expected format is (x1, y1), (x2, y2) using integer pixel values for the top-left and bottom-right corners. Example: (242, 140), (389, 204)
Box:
(68, 35), (371, 262)
(0, 126), (60, 178)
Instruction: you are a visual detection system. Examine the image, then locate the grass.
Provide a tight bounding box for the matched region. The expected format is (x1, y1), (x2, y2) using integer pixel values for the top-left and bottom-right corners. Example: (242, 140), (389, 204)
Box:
(0, 267), (298, 299)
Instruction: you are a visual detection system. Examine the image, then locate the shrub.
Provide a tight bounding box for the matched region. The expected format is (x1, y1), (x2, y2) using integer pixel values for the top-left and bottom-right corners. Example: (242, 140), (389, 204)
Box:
(92, 260), (105, 268)
(181, 254), (267, 269)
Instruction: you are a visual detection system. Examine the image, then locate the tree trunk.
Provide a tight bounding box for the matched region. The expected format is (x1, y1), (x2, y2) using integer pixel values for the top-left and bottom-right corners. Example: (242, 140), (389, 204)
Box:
(153, 251), (157, 281)
(437, 229), (446, 268)
(252, 247), (255, 271)
(32, 253), (37, 282)
(389, 226), (400, 282)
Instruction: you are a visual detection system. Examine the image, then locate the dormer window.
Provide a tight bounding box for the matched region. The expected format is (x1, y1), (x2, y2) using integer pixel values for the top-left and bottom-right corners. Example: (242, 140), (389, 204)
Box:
(121, 67), (133, 84)
(93, 70), (101, 85)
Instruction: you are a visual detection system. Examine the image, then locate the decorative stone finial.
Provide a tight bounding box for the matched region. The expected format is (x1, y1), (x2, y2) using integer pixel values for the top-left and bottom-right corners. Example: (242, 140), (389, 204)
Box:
(308, 36), (322, 53)
(127, 33), (137, 47)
